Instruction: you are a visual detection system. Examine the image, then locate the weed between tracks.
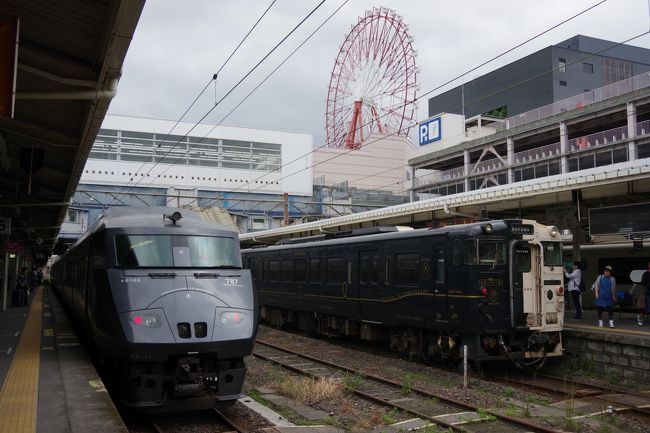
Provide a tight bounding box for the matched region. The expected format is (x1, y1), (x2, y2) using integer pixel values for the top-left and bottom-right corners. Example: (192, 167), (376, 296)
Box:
(277, 376), (344, 404)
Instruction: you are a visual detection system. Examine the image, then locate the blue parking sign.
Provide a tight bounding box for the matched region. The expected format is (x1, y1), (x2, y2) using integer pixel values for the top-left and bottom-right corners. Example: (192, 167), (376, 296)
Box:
(419, 117), (441, 146)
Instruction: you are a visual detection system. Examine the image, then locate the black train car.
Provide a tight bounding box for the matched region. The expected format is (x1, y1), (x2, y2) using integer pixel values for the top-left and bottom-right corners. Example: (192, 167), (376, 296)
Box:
(51, 206), (258, 412)
(243, 219), (564, 367)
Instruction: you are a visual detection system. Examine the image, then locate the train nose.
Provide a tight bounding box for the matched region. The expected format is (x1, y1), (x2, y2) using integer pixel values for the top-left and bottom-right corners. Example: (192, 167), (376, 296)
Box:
(148, 290), (253, 342)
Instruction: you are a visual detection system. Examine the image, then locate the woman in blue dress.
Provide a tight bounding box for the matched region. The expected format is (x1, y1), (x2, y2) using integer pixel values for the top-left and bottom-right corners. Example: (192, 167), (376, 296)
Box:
(594, 265), (616, 328)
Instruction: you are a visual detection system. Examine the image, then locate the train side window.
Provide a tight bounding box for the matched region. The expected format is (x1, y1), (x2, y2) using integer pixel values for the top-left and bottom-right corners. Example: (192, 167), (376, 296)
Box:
(347, 261), (353, 284)
(371, 255), (380, 285)
(397, 253), (419, 285)
(295, 259), (306, 282)
(452, 239), (462, 266)
(515, 246), (532, 272)
(360, 253), (370, 284)
(251, 259), (261, 280)
(434, 247), (446, 283)
(310, 258), (322, 283)
(281, 260), (293, 282)
(269, 260), (281, 281)
(464, 239), (478, 264)
(327, 257), (344, 283)
(384, 257), (391, 285)
(93, 230), (107, 268)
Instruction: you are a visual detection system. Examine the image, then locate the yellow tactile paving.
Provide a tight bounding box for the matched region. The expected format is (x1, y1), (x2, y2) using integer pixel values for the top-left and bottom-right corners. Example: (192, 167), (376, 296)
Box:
(0, 289), (43, 433)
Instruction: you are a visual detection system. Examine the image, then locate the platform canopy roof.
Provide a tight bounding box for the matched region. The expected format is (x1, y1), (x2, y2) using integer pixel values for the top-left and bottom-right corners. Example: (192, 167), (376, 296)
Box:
(0, 0), (145, 259)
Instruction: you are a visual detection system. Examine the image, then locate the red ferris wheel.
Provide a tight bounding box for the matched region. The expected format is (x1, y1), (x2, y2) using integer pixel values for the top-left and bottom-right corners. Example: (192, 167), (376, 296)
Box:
(325, 7), (418, 150)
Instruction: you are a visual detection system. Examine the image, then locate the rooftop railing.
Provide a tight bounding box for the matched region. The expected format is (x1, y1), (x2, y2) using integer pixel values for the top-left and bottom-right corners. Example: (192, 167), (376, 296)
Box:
(503, 72), (650, 130)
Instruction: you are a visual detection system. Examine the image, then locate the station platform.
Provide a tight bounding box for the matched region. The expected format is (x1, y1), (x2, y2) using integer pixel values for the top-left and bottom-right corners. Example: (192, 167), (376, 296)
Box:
(0, 285), (127, 433)
(562, 308), (650, 383)
(564, 308), (650, 336)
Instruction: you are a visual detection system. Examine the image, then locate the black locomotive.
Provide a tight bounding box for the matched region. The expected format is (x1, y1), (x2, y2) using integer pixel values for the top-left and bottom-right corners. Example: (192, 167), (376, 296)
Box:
(242, 219), (564, 367)
(51, 206), (258, 411)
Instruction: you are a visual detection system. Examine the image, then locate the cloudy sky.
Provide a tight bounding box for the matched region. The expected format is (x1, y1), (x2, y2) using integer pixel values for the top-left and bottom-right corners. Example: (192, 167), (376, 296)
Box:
(108, 0), (650, 146)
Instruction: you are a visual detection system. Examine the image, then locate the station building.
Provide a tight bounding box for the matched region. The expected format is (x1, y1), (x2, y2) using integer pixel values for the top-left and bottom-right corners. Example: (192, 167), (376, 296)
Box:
(427, 35), (650, 122)
(61, 115), (409, 241)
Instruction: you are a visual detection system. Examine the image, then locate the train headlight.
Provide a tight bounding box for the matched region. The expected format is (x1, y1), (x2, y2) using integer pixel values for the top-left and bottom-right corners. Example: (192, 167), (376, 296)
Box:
(220, 311), (246, 326)
(548, 226), (559, 237)
(131, 313), (162, 328)
(482, 223), (494, 234)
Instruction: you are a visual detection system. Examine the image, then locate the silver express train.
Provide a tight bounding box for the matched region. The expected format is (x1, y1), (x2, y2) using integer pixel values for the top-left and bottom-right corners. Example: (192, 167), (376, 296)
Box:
(242, 219), (564, 368)
(51, 206), (258, 412)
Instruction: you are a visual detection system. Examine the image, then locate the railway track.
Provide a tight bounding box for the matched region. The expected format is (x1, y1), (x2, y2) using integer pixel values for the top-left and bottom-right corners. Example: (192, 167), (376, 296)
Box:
(493, 371), (650, 419)
(146, 408), (252, 433)
(254, 338), (564, 433)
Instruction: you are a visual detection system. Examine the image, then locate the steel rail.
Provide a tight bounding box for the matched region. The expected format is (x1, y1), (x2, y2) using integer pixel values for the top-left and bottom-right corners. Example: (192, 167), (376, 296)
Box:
(493, 373), (650, 419)
(254, 338), (564, 433)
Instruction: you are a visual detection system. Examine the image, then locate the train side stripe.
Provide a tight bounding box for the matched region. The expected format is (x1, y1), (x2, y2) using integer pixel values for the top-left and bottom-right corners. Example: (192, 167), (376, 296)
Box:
(0, 289), (42, 433)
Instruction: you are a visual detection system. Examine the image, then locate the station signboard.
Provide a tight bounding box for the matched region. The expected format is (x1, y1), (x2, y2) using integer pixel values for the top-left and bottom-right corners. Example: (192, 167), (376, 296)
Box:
(589, 202), (650, 235)
(0, 216), (10, 234)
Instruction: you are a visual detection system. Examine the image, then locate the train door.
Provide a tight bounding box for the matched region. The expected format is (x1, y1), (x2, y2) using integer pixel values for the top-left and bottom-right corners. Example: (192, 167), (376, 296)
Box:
(510, 241), (542, 329)
(433, 244), (448, 323)
(358, 250), (381, 322)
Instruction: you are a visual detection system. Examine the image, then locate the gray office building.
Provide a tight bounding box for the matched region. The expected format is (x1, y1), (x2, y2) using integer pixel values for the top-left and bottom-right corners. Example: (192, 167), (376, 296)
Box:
(428, 35), (650, 119)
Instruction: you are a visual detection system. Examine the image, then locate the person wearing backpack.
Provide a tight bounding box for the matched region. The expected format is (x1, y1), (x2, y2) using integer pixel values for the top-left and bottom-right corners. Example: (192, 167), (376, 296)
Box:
(565, 261), (583, 320)
(593, 265), (616, 328)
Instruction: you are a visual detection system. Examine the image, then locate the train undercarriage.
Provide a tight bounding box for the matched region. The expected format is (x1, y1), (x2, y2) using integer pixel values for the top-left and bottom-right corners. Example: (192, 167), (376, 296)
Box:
(261, 306), (562, 368)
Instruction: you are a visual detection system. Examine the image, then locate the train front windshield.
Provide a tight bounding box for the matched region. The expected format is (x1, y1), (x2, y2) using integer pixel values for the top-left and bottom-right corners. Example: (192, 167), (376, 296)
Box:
(115, 235), (239, 268)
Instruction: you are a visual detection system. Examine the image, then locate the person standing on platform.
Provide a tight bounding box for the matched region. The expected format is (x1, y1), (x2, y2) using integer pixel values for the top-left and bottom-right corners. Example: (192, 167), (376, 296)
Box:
(565, 261), (583, 320)
(638, 261), (650, 325)
(14, 267), (28, 307)
(593, 265), (616, 328)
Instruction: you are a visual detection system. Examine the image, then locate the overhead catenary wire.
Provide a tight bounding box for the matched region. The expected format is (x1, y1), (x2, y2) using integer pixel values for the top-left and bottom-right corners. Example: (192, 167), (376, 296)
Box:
(110, 0), (278, 202)
(189, 0), (620, 211)
(116, 0), (607, 207)
(115, 0), (328, 196)
(133, 0), (351, 189)
(193, 29), (650, 212)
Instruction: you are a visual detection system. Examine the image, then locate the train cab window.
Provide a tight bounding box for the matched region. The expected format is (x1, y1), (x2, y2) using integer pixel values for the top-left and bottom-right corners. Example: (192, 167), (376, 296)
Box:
(116, 235), (173, 267)
(310, 258), (322, 283)
(115, 235), (238, 268)
(542, 242), (562, 266)
(514, 246), (532, 273)
(327, 257), (344, 283)
(269, 260), (281, 281)
(281, 260), (293, 282)
(397, 253), (419, 285)
(295, 259), (306, 282)
(465, 239), (506, 265)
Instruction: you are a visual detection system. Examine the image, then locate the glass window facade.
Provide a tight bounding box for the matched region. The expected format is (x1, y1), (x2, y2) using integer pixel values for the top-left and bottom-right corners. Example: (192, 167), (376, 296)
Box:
(90, 129), (282, 171)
